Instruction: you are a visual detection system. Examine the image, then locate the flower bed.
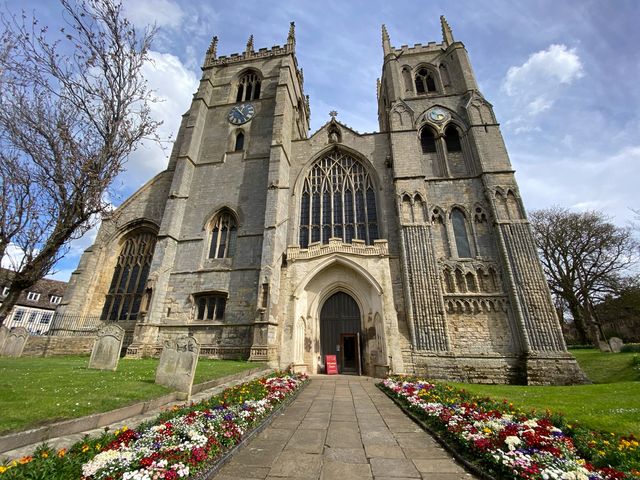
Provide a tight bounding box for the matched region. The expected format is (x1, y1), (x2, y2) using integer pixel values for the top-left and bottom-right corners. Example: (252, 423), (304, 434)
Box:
(0, 372), (308, 480)
(380, 376), (639, 480)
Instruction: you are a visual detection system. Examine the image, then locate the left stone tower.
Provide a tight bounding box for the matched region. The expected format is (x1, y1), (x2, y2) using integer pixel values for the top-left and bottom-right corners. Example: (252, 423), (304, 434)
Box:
(60, 24), (309, 360)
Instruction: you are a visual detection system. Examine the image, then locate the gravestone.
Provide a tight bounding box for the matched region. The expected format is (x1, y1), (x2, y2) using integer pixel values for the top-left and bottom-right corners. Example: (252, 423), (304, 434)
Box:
(608, 337), (624, 353)
(597, 340), (612, 353)
(2, 327), (29, 357)
(155, 336), (200, 398)
(0, 325), (9, 354)
(88, 324), (125, 370)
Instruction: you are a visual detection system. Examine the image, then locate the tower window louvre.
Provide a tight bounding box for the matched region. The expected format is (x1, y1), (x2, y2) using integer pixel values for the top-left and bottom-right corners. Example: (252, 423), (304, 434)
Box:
(445, 126), (462, 152)
(420, 128), (437, 153)
(415, 68), (437, 94)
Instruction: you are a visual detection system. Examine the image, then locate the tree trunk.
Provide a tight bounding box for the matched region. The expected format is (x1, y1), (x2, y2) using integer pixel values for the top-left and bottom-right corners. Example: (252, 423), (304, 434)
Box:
(565, 296), (593, 345)
(0, 288), (23, 327)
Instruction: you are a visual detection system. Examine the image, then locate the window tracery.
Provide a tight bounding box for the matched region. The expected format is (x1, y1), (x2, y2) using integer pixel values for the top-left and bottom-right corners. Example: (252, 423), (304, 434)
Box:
(236, 71), (261, 102)
(415, 68), (437, 94)
(209, 211), (237, 259)
(299, 150), (378, 248)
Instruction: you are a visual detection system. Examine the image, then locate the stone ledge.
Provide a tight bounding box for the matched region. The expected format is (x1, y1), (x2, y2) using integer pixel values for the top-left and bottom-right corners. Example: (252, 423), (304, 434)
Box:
(0, 366), (272, 454)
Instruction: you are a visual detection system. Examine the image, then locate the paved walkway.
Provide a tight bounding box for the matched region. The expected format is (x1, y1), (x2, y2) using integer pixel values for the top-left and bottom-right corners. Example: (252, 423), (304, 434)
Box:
(211, 375), (475, 480)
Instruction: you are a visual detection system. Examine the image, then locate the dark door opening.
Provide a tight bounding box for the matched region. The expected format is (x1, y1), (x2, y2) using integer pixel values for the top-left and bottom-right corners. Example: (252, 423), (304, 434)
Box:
(340, 333), (361, 374)
(320, 291), (362, 375)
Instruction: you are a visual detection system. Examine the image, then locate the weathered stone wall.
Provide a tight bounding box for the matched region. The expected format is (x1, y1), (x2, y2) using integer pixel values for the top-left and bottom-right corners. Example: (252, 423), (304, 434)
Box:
(22, 336), (94, 357)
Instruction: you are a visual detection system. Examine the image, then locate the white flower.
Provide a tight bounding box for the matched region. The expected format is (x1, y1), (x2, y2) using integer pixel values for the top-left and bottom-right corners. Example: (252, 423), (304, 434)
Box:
(504, 435), (522, 451)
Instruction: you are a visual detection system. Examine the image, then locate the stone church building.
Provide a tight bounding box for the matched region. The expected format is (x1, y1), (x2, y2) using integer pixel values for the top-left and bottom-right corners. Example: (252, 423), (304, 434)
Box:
(60, 18), (585, 384)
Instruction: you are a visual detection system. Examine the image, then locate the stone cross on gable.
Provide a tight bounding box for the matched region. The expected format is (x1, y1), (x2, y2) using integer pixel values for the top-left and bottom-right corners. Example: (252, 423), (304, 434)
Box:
(329, 110), (338, 119)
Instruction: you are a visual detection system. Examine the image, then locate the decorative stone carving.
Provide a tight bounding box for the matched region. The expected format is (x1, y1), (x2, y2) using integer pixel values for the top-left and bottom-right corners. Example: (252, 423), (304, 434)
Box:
(2, 327), (29, 357)
(88, 324), (125, 371)
(155, 336), (200, 397)
(608, 337), (624, 353)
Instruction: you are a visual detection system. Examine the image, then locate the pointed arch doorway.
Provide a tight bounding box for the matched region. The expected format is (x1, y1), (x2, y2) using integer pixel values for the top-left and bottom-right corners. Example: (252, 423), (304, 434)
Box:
(320, 291), (362, 375)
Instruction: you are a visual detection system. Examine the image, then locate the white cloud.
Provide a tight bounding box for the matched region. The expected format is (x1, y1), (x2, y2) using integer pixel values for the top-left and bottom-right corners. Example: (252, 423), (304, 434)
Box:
(123, 0), (185, 30)
(1, 244), (27, 271)
(114, 50), (199, 197)
(503, 44), (584, 97)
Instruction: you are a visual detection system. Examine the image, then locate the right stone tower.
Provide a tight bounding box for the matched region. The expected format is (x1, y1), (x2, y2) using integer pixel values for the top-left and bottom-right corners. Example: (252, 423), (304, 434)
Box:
(379, 18), (586, 384)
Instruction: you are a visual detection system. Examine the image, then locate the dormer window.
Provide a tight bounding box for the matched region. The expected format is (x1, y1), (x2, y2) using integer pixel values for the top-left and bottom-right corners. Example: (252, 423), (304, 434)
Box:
(1, 287), (8, 296)
(50, 295), (62, 304)
(236, 72), (261, 102)
(27, 292), (41, 301)
(415, 68), (437, 94)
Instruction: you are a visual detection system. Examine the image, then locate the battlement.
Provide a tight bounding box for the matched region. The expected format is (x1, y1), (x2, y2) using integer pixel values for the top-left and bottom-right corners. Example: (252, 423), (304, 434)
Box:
(394, 41), (445, 56)
(206, 43), (294, 67)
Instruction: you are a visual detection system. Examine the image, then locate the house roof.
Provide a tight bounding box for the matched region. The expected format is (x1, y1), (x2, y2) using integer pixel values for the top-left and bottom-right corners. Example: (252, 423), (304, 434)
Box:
(0, 268), (67, 311)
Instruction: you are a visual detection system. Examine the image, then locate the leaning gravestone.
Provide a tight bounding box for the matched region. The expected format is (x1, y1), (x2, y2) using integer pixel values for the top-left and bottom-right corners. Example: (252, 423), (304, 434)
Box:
(608, 337), (624, 353)
(155, 336), (200, 398)
(597, 340), (612, 352)
(3, 327), (29, 357)
(88, 324), (125, 370)
(0, 325), (9, 354)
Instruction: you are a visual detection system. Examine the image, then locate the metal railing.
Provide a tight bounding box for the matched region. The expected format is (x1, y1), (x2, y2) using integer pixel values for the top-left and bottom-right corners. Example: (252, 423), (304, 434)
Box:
(46, 313), (112, 337)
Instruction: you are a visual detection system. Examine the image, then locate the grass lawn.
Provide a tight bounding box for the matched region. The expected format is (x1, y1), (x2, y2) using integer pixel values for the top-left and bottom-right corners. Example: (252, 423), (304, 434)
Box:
(452, 349), (640, 435)
(0, 356), (265, 435)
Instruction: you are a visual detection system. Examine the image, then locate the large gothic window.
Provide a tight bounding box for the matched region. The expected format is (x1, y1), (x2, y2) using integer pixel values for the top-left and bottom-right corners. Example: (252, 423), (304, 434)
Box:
(209, 211), (237, 259)
(299, 150), (378, 248)
(236, 71), (261, 102)
(102, 231), (156, 321)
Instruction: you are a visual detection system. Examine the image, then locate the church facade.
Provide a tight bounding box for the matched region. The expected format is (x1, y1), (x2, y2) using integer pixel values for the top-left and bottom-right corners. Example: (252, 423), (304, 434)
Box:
(60, 18), (586, 384)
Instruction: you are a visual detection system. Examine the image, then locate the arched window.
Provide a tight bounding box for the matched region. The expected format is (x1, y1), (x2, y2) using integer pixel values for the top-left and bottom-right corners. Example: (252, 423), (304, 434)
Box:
(299, 150), (378, 248)
(415, 68), (437, 94)
(234, 131), (244, 151)
(420, 127), (437, 153)
(236, 71), (261, 102)
(451, 209), (472, 258)
(444, 125), (462, 152)
(209, 211), (237, 259)
(101, 230), (156, 321)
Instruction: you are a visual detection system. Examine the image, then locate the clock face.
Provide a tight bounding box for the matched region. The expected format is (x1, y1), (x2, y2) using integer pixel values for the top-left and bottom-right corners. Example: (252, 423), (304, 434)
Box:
(227, 103), (255, 125)
(427, 107), (449, 123)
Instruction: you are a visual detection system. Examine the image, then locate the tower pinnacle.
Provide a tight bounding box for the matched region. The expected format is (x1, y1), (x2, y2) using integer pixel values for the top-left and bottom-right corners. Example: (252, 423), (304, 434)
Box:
(206, 35), (218, 58)
(287, 21), (296, 48)
(246, 35), (254, 54)
(440, 15), (454, 46)
(381, 24), (392, 55)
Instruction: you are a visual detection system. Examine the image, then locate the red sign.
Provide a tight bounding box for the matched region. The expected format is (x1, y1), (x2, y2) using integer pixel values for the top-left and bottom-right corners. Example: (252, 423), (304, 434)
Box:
(325, 355), (338, 375)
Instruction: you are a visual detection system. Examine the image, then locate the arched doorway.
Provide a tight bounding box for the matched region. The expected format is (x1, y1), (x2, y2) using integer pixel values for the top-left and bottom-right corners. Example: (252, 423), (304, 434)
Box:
(320, 291), (362, 374)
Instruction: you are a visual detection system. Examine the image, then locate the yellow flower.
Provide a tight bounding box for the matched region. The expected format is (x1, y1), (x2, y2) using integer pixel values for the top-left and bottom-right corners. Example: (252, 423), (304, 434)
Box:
(0, 466), (8, 473)
(57, 449), (66, 458)
(598, 450), (606, 456)
(483, 428), (492, 434)
(95, 443), (101, 450)
(41, 451), (49, 458)
(82, 445), (90, 453)
(18, 456), (32, 465)
(121, 425), (128, 432)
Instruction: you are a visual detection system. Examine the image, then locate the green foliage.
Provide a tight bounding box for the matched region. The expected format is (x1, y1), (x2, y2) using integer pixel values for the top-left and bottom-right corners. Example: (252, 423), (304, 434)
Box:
(622, 344), (640, 353)
(0, 356), (263, 435)
(571, 349), (640, 383)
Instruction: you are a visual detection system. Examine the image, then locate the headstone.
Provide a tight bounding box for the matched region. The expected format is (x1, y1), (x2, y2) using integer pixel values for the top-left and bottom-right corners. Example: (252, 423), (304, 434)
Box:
(608, 337), (624, 353)
(597, 340), (612, 353)
(88, 324), (125, 370)
(2, 327), (29, 357)
(0, 325), (9, 354)
(155, 336), (200, 397)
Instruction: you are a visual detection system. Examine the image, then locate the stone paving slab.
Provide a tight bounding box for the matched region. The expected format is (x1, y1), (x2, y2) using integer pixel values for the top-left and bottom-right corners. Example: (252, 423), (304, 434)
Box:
(210, 375), (477, 480)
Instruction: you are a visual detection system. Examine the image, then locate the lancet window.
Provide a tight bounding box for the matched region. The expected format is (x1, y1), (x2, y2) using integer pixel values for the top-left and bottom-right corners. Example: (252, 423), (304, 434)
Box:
(101, 230), (156, 321)
(299, 150), (378, 248)
(415, 68), (437, 94)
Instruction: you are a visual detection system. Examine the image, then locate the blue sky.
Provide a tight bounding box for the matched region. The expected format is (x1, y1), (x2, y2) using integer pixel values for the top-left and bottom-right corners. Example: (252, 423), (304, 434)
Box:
(10, 0), (640, 281)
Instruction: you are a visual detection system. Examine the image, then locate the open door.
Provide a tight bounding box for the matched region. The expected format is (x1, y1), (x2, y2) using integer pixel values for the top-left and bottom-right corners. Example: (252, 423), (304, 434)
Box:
(340, 333), (361, 375)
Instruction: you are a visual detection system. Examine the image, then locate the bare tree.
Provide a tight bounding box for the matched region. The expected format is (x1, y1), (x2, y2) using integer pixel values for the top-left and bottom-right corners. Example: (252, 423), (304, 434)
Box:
(0, 0), (159, 325)
(529, 207), (638, 345)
